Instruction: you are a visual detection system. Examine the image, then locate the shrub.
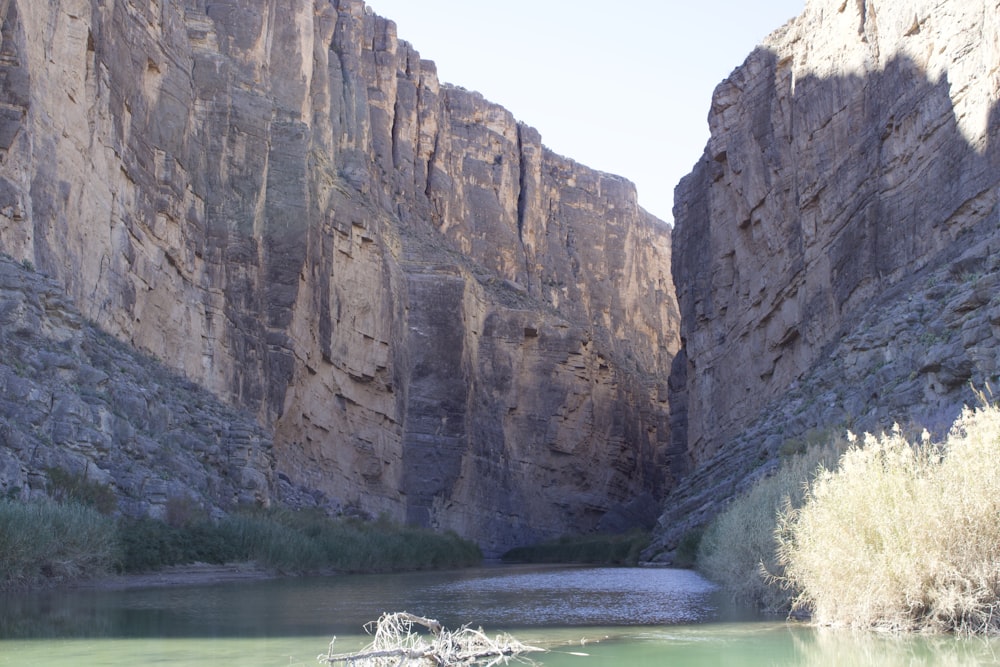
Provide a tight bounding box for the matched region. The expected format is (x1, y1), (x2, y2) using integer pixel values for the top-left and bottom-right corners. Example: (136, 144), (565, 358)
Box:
(306, 516), (482, 572)
(218, 513), (325, 571)
(672, 528), (703, 569)
(117, 509), (482, 574)
(44, 467), (118, 515)
(0, 499), (117, 588)
(116, 517), (244, 572)
(116, 517), (181, 572)
(164, 494), (207, 528)
(500, 530), (650, 565)
(777, 405), (1000, 633)
(12, 501), (482, 579)
(696, 436), (845, 611)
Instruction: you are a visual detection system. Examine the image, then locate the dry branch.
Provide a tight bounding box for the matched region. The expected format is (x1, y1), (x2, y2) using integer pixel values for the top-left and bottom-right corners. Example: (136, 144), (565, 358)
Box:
(319, 612), (544, 666)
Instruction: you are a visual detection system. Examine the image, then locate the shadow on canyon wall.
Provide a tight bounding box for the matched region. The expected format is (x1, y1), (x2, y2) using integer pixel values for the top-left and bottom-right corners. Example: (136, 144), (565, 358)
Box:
(652, 45), (1000, 559)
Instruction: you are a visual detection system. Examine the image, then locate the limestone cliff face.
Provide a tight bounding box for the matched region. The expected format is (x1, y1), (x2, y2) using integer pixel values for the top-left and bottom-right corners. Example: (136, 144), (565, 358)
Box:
(0, 256), (275, 519)
(0, 0), (678, 554)
(649, 0), (1000, 558)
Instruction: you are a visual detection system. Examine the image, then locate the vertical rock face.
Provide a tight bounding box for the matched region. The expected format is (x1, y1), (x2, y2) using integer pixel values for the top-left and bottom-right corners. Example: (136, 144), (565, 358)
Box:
(0, 0), (678, 554)
(652, 0), (1000, 557)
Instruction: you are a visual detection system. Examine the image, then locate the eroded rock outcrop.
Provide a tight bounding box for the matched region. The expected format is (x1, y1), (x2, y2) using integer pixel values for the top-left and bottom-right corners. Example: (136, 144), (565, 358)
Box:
(0, 255), (275, 518)
(648, 0), (1000, 559)
(0, 0), (678, 554)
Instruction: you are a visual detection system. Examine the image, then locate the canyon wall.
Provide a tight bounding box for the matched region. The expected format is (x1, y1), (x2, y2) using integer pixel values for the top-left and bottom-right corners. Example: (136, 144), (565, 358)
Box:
(0, 255), (277, 518)
(648, 0), (1000, 559)
(0, 0), (678, 554)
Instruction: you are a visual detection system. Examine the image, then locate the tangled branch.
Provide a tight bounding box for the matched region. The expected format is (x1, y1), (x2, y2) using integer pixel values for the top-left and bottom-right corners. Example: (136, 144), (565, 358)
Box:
(319, 612), (544, 666)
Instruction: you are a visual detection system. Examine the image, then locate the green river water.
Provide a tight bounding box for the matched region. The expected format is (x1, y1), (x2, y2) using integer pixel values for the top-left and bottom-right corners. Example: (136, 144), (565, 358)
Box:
(1, 565), (998, 666)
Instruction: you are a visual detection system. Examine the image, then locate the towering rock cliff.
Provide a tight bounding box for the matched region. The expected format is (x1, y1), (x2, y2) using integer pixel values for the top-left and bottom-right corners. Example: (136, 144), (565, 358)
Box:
(0, 0), (678, 554)
(649, 0), (1000, 558)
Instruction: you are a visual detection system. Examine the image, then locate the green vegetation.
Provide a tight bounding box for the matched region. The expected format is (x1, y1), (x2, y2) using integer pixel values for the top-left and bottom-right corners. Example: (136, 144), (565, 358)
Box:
(0, 498), (117, 588)
(44, 467), (119, 515)
(672, 527), (704, 568)
(211, 509), (482, 573)
(698, 400), (1000, 634)
(119, 508), (481, 574)
(500, 529), (650, 565)
(116, 517), (244, 572)
(1, 502), (481, 589)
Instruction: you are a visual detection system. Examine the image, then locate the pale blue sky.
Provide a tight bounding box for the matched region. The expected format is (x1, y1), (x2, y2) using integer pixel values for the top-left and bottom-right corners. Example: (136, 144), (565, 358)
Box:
(365, 1), (804, 224)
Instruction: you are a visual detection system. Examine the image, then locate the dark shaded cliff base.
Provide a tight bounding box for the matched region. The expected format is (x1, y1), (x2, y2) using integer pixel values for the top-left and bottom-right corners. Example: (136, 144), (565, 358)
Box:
(501, 530), (650, 566)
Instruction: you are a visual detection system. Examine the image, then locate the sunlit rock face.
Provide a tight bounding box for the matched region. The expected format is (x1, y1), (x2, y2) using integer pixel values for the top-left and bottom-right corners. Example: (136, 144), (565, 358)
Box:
(0, 0), (679, 555)
(648, 0), (1000, 560)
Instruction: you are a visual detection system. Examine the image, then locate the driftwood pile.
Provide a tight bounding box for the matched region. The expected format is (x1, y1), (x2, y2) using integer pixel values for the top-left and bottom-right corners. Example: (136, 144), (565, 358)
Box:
(319, 612), (544, 666)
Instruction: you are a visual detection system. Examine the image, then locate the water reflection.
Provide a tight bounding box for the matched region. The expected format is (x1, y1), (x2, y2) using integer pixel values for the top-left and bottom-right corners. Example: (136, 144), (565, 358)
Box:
(0, 565), (721, 639)
(788, 626), (1000, 667)
(535, 624), (1000, 667)
(1, 566), (1000, 666)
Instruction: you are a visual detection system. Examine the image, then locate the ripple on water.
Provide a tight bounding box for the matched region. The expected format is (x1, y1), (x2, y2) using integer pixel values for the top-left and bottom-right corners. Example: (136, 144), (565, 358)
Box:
(423, 567), (718, 627)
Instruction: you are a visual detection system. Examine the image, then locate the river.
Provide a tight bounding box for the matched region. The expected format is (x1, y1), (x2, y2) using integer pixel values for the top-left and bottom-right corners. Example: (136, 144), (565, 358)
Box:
(1, 565), (998, 666)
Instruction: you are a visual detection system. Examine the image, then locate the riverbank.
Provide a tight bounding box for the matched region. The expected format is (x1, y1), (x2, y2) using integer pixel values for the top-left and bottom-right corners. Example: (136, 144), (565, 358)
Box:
(0, 500), (483, 591)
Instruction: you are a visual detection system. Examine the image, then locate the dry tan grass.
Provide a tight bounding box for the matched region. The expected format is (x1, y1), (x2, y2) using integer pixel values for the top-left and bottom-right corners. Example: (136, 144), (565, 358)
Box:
(777, 404), (1000, 633)
(697, 438), (845, 611)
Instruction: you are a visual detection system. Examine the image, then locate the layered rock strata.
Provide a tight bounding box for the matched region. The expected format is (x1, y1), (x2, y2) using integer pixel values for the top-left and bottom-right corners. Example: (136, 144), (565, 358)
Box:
(0, 255), (276, 518)
(649, 0), (1000, 559)
(0, 0), (678, 554)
